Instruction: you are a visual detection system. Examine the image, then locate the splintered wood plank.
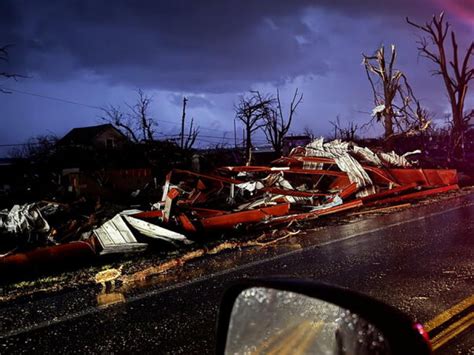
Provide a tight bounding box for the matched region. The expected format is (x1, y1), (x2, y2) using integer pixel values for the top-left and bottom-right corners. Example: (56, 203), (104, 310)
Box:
(94, 226), (114, 247)
(99, 243), (148, 255)
(110, 214), (136, 243)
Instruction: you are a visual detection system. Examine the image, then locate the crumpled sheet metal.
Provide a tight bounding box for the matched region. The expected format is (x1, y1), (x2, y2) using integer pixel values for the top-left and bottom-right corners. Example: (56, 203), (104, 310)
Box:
(388, 169), (458, 187)
(93, 214), (149, 255)
(93, 212), (193, 255)
(153, 167), (358, 232)
(151, 139), (458, 234)
(304, 138), (375, 197)
(378, 150), (420, 168)
(0, 203), (51, 236)
(0, 204), (195, 274)
(0, 139), (460, 271)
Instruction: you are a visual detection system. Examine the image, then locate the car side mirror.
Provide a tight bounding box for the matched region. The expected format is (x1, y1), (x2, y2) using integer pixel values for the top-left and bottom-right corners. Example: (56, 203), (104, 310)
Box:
(216, 279), (431, 354)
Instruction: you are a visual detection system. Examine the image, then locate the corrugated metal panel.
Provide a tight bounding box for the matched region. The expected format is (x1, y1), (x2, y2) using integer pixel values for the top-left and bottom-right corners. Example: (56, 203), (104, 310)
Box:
(94, 214), (148, 255)
(124, 216), (192, 244)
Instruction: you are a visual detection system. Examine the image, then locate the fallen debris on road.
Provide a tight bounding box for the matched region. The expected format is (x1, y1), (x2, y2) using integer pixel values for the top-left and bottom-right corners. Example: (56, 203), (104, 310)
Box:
(152, 138), (458, 235)
(92, 214), (149, 255)
(0, 202), (59, 255)
(0, 139), (460, 280)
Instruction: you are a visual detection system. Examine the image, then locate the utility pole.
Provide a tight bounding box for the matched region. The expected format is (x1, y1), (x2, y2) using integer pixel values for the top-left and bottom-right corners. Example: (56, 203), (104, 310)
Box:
(233, 118), (237, 148)
(180, 96), (188, 149)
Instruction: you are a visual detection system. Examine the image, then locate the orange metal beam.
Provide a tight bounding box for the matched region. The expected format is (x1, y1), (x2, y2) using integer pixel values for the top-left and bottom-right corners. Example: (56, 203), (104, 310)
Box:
(338, 183), (358, 200)
(360, 183), (418, 202)
(0, 241), (96, 276)
(364, 184), (459, 207)
(200, 204), (290, 230)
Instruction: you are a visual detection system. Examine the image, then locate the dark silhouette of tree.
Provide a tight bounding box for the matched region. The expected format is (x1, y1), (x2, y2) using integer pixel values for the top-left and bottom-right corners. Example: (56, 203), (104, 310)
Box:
(1, 45), (25, 93)
(131, 89), (155, 142)
(303, 126), (315, 140)
(100, 104), (140, 143)
(330, 116), (359, 141)
(263, 88), (303, 156)
(183, 117), (199, 150)
(9, 135), (58, 161)
(407, 13), (473, 159)
(179, 96), (200, 150)
(363, 45), (431, 148)
(180, 97), (188, 149)
(235, 91), (274, 164)
(100, 89), (156, 143)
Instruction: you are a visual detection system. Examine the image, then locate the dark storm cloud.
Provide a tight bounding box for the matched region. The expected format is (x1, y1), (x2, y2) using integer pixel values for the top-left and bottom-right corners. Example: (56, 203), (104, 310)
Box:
(1, 0), (437, 94)
(1, 0), (319, 92)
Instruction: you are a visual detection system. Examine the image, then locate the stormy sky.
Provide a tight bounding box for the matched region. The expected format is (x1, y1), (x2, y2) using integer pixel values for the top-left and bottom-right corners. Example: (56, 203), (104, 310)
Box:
(0, 0), (473, 155)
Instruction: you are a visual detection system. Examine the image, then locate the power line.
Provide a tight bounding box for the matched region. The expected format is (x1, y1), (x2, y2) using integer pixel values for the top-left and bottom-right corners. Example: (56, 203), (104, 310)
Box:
(0, 86), (102, 110)
(1, 85), (234, 134)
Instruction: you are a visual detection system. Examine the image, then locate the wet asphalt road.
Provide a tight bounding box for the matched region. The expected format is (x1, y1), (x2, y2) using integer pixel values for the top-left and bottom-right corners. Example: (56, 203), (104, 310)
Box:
(0, 193), (473, 354)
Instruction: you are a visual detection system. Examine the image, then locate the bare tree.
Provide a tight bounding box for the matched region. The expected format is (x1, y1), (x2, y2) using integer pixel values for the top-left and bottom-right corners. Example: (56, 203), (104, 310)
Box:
(128, 89), (155, 142)
(100, 89), (157, 143)
(183, 117), (200, 150)
(263, 88), (303, 156)
(9, 134), (58, 160)
(180, 97), (188, 149)
(330, 116), (360, 141)
(235, 91), (274, 164)
(303, 126), (315, 140)
(465, 109), (474, 123)
(1, 45), (25, 93)
(407, 13), (474, 159)
(179, 96), (200, 150)
(363, 45), (431, 147)
(100, 104), (140, 143)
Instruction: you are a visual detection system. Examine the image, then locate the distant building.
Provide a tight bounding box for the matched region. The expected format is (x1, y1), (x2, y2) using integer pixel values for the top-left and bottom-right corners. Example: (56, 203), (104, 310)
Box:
(282, 135), (312, 155)
(57, 124), (154, 197)
(252, 145), (278, 164)
(58, 124), (128, 150)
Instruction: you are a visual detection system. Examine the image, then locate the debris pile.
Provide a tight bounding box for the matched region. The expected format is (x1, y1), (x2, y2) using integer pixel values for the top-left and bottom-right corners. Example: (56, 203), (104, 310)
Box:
(0, 139), (459, 277)
(154, 138), (458, 233)
(0, 202), (54, 249)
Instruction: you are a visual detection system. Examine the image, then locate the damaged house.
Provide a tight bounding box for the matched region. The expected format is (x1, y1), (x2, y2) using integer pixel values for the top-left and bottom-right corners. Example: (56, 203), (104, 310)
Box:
(58, 124), (153, 198)
(58, 123), (128, 150)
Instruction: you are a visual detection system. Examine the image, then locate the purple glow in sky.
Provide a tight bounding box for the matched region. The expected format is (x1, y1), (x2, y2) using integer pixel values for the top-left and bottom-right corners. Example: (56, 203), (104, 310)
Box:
(0, 0), (472, 155)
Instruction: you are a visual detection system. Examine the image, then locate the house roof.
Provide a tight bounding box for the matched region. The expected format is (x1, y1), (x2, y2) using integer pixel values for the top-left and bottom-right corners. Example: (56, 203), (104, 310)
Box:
(59, 124), (126, 145)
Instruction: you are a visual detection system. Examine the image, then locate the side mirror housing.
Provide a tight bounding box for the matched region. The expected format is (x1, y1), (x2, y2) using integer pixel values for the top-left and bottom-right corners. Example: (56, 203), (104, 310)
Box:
(216, 279), (431, 354)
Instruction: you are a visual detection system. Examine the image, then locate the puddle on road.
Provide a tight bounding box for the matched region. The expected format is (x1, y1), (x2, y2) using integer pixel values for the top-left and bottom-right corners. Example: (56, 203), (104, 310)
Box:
(97, 292), (126, 308)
